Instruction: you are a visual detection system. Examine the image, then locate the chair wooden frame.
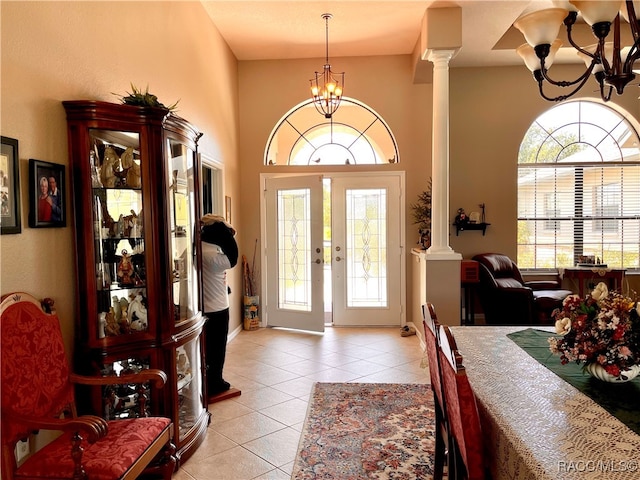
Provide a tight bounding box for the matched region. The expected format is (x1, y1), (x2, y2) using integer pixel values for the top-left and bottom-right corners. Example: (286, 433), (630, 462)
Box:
(1, 292), (176, 480)
(438, 324), (488, 480)
(421, 303), (451, 480)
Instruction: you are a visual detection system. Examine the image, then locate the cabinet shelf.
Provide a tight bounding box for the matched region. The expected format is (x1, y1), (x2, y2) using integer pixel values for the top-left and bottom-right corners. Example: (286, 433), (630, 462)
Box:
(454, 222), (490, 236)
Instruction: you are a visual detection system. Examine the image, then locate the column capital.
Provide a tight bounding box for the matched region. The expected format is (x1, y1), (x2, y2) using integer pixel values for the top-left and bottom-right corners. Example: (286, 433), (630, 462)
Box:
(425, 49), (458, 65)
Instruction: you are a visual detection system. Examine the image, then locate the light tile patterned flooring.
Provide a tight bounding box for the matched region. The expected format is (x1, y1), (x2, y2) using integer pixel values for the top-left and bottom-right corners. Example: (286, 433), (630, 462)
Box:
(173, 326), (427, 480)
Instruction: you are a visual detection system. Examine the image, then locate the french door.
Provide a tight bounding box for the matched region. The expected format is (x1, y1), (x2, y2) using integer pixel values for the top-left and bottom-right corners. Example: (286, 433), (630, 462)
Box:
(262, 173), (404, 332)
(331, 175), (403, 326)
(263, 175), (325, 332)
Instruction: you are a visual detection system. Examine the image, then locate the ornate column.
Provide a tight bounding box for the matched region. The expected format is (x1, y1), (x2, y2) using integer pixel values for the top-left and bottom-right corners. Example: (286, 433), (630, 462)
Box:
(418, 6), (462, 326)
(426, 49), (459, 258)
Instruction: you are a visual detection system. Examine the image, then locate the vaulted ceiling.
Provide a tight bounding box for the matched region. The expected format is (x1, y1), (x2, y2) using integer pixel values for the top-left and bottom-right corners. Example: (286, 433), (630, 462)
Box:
(200, 1), (589, 67)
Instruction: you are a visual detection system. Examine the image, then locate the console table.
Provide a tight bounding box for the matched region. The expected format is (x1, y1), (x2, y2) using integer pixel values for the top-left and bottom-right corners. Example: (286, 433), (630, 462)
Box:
(561, 267), (625, 297)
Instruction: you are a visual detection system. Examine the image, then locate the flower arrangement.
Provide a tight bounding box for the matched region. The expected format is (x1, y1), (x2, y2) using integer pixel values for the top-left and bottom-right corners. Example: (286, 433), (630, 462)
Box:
(549, 282), (640, 380)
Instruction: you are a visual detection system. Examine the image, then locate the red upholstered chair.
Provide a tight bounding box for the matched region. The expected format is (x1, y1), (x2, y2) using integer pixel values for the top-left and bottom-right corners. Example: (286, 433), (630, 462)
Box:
(438, 324), (488, 480)
(1, 292), (176, 480)
(422, 303), (450, 480)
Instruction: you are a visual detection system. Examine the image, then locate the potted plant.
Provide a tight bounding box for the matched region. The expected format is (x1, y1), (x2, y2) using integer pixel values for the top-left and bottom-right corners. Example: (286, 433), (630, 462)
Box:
(410, 178), (432, 249)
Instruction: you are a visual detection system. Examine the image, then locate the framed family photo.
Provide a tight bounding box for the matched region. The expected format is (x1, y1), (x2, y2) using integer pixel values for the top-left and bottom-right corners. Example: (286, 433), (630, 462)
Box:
(29, 159), (66, 228)
(1, 136), (21, 235)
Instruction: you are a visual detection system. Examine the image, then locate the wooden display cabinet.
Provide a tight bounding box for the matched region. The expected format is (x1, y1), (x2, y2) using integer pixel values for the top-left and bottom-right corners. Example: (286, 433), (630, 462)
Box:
(63, 100), (208, 465)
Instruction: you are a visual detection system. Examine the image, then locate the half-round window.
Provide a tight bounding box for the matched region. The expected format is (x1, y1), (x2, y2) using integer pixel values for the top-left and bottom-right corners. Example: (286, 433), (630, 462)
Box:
(517, 100), (640, 270)
(264, 97), (399, 166)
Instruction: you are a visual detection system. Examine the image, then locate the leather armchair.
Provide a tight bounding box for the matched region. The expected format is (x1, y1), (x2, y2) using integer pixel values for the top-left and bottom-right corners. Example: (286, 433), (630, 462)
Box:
(472, 253), (573, 325)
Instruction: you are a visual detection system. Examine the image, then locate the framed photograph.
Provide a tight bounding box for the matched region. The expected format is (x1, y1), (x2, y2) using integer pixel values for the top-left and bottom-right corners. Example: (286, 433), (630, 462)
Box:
(1, 136), (21, 235)
(29, 159), (66, 228)
(225, 195), (231, 223)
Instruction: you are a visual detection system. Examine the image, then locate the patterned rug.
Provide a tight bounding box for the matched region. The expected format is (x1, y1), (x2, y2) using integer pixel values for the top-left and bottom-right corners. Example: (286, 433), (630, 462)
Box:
(291, 383), (436, 480)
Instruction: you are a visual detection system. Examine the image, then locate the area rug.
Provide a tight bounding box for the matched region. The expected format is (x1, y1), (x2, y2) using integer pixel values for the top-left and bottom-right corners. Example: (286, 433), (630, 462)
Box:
(291, 383), (435, 480)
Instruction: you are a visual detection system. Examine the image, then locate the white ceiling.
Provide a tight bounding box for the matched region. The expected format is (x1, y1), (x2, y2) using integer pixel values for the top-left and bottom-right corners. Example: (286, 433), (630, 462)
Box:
(200, 0), (572, 67)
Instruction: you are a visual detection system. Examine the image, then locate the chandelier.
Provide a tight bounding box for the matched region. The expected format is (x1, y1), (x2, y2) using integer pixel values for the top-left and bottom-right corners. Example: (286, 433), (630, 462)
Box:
(514, 1), (640, 102)
(310, 13), (345, 118)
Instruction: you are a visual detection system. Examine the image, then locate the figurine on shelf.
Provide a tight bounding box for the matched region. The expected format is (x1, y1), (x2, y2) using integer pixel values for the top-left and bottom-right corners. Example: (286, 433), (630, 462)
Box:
(104, 308), (120, 336)
(121, 147), (142, 189)
(455, 208), (469, 227)
(112, 295), (121, 322)
(101, 202), (116, 238)
(117, 249), (134, 285)
(122, 210), (137, 237)
(101, 146), (120, 188)
(128, 292), (148, 331)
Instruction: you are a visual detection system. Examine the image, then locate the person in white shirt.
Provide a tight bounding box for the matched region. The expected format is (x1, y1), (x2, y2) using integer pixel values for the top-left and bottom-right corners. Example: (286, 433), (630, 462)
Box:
(201, 214), (238, 398)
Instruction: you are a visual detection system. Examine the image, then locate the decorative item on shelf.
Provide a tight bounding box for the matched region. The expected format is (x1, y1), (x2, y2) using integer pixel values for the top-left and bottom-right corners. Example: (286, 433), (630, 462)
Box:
(453, 203), (489, 235)
(454, 207), (468, 227)
(101, 146), (119, 188)
(114, 83), (180, 111)
(117, 249), (135, 285)
(513, 3), (640, 102)
(549, 282), (640, 382)
(128, 291), (148, 331)
(410, 178), (432, 249)
(310, 13), (345, 118)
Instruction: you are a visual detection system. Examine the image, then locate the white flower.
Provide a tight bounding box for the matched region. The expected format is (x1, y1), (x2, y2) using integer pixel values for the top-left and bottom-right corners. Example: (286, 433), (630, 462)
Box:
(555, 317), (572, 335)
(591, 282), (609, 302)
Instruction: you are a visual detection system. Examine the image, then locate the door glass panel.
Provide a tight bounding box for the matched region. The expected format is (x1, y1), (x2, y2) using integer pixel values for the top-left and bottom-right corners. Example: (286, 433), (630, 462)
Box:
(176, 338), (203, 441)
(277, 188), (312, 311)
(167, 139), (197, 323)
(345, 188), (387, 307)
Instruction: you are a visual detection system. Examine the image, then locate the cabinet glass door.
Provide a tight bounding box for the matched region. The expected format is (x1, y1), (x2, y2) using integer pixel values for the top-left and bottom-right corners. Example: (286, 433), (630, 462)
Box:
(100, 356), (152, 420)
(90, 129), (147, 340)
(176, 337), (203, 441)
(167, 138), (198, 323)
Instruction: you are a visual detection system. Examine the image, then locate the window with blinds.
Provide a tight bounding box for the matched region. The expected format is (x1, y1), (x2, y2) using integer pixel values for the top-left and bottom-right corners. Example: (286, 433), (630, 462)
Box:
(517, 101), (640, 271)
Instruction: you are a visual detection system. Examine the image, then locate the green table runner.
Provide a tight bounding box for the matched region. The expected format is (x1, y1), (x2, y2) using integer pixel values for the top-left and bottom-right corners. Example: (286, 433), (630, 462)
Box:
(507, 328), (640, 436)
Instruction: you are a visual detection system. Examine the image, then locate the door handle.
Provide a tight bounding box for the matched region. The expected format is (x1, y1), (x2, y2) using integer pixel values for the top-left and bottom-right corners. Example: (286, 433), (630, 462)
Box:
(315, 259), (322, 264)
(335, 256), (342, 262)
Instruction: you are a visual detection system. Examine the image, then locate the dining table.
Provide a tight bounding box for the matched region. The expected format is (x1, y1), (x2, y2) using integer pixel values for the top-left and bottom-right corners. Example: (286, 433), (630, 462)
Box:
(450, 326), (640, 480)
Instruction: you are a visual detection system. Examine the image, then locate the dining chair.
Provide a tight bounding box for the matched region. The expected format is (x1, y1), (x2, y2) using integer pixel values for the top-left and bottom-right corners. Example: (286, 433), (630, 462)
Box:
(438, 324), (488, 480)
(1, 292), (176, 480)
(422, 303), (450, 480)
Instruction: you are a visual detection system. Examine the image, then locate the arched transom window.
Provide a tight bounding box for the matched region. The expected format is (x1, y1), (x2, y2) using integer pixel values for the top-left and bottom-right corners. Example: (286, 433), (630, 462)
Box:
(517, 100), (640, 270)
(264, 97), (399, 166)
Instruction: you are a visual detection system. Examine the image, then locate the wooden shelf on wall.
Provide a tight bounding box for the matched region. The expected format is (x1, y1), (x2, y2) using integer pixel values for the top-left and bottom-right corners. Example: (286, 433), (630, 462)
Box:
(454, 222), (490, 236)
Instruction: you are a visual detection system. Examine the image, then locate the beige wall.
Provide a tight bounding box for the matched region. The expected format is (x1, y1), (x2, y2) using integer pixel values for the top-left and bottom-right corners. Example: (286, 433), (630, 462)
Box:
(1, 1), (241, 350)
(237, 55), (433, 320)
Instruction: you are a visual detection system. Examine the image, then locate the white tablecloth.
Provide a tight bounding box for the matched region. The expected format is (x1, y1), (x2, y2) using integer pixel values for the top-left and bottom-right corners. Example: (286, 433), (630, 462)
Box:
(451, 326), (640, 480)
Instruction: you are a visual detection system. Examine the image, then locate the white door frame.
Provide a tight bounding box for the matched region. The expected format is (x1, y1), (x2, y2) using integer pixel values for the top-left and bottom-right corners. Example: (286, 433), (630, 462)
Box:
(260, 171), (406, 329)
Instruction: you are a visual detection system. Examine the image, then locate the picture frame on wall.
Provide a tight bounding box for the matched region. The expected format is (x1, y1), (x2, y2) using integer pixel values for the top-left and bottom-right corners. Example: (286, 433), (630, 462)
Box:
(1, 136), (22, 235)
(29, 159), (66, 228)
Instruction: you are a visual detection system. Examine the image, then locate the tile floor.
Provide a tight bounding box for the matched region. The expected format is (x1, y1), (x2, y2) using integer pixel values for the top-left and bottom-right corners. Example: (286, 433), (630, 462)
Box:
(173, 325), (428, 480)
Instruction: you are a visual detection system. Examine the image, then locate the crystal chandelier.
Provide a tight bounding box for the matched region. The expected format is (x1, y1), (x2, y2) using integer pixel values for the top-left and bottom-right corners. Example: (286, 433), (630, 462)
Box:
(310, 13), (345, 118)
(514, 1), (640, 102)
